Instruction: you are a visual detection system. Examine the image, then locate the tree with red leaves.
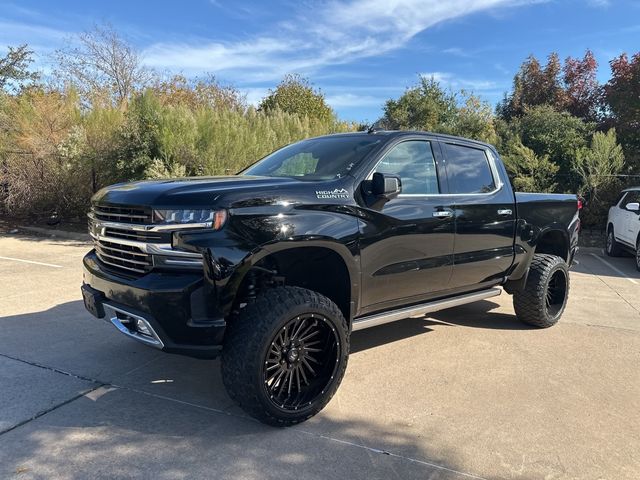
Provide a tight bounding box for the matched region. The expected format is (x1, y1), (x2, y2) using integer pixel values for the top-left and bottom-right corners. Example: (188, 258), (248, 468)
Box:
(563, 50), (600, 122)
(604, 53), (640, 164)
(497, 53), (566, 119)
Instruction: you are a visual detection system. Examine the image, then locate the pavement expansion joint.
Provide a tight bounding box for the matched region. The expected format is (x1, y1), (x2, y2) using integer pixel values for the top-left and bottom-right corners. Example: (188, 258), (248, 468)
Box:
(0, 385), (104, 436)
(0, 352), (106, 385)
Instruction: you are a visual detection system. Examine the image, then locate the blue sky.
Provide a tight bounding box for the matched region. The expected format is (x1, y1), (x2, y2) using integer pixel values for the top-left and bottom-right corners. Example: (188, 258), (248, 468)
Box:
(1, 0), (639, 122)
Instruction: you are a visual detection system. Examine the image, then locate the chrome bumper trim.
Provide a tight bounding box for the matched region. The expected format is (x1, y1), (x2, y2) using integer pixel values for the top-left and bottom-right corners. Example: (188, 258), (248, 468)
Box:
(104, 304), (165, 349)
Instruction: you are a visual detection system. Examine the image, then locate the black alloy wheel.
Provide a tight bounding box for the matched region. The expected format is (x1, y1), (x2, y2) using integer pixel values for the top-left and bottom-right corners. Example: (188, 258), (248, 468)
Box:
(263, 314), (340, 411)
(222, 286), (349, 426)
(545, 269), (568, 318)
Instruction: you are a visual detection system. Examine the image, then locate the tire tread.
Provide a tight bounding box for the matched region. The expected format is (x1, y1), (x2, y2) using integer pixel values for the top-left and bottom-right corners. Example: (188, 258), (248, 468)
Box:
(513, 254), (569, 328)
(221, 286), (349, 427)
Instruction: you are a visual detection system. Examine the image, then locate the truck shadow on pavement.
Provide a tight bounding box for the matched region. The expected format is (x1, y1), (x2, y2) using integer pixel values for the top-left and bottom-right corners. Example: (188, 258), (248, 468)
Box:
(0, 384), (480, 480)
(351, 299), (531, 354)
(0, 307), (486, 479)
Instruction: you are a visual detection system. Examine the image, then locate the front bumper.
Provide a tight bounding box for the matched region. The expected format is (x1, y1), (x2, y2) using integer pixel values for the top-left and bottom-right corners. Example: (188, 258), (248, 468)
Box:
(82, 250), (225, 358)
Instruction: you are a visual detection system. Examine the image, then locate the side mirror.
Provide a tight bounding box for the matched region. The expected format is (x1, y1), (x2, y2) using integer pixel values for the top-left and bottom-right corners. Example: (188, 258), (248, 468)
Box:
(625, 202), (640, 212)
(371, 172), (402, 199)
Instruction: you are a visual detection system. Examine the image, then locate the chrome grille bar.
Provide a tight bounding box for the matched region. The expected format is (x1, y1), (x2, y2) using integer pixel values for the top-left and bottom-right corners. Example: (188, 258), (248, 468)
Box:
(90, 203), (204, 275)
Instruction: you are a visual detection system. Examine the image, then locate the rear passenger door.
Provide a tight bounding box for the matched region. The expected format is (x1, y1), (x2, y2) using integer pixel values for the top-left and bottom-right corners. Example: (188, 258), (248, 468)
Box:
(441, 142), (516, 289)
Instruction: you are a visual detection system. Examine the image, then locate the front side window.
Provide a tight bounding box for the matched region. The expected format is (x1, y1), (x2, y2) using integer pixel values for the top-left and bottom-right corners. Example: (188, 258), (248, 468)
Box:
(615, 192), (628, 207)
(374, 140), (439, 195)
(444, 143), (496, 194)
(242, 136), (383, 181)
(623, 191), (640, 210)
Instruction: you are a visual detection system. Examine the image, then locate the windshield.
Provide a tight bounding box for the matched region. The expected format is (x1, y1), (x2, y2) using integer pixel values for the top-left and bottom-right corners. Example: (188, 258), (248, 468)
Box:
(242, 136), (383, 180)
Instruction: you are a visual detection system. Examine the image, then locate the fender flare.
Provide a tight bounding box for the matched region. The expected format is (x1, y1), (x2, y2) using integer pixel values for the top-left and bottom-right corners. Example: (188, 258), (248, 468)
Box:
(221, 238), (361, 319)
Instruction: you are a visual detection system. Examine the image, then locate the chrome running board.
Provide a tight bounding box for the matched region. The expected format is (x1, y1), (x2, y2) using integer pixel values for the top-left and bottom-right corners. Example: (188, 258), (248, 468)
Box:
(352, 288), (502, 331)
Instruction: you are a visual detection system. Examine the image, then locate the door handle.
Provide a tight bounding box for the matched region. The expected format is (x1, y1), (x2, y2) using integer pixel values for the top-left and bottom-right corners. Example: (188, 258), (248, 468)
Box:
(432, 210), (453, 218)
(497, 209), (513, 216)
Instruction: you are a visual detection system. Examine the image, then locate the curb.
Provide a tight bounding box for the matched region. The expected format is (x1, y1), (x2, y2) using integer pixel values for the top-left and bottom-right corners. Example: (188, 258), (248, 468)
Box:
(17, 225), (91, 242)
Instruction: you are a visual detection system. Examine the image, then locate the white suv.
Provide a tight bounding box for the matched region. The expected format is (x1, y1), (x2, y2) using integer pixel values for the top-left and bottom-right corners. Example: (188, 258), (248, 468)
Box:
(606, 187), (640, 271)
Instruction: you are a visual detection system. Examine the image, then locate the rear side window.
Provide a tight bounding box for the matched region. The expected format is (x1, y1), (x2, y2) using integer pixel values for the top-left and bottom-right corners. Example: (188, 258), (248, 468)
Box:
(444, 144), (496, 194)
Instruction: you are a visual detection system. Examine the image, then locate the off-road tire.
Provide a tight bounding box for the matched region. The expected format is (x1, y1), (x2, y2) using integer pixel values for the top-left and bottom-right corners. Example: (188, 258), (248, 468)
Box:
(221, 286), (349, 427)
(606, 227), (623, 257)
(513, 254), (570, 328)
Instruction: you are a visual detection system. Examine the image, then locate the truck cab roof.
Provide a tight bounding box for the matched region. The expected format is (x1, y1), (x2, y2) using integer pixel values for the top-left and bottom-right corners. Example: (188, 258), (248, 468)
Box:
(313, 130), (496, 151)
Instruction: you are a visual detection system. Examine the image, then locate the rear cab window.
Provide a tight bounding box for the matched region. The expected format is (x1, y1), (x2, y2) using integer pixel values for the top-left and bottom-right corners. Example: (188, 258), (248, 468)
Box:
(442, 143), (496, 194)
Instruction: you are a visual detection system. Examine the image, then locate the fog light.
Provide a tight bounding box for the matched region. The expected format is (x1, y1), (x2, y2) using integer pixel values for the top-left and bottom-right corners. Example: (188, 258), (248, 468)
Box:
(135, 318), (153, 337)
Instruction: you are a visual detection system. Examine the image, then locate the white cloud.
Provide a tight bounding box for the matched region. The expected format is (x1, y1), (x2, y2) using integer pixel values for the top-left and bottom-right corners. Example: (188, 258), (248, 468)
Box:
(140, 0), (545, 81)
(587, 0), (610, 7)
(421, 71), (499, 91)
(325, 93), (382, 108)
(0, 20), (69, 50)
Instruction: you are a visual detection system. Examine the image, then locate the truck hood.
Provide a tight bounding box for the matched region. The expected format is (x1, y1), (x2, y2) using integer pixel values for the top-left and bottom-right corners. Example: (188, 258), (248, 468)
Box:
(92, 175), (350, 208)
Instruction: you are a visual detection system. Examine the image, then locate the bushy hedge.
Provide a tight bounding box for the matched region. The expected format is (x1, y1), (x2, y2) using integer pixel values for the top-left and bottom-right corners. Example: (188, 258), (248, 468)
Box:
(0, 87), (354, 220)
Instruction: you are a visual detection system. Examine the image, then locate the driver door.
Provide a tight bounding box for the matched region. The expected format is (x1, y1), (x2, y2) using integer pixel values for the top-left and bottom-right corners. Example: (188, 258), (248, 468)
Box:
(358, 139), (455, 314)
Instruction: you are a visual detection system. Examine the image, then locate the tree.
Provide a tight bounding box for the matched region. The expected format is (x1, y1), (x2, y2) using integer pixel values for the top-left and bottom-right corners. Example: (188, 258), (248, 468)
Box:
(115, 90), (162, 179)
(259, 74), (334, 123)
(574, 129), (625, 202)
(563, 50), (600, 122)
(383, 76), (457, 131)
(604, 53), (640, 165)
(0, 44), (38, 91)
(502, 141), (559, 193)
(573, 129), (626, 226)
(152, 74), (245, 111)
(518, 105), (594, 185)
(54, 24), (154, 108)
(498, 53), (566, 119)
(443, 92), (497, 144)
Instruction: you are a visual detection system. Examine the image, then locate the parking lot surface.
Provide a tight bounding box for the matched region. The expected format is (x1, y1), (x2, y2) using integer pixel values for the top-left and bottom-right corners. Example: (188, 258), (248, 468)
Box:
(1, 231), (639, 479)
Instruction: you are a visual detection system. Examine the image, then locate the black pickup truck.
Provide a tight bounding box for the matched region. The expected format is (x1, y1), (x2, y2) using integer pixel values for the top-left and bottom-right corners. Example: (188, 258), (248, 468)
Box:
(82, 130), (580, 426)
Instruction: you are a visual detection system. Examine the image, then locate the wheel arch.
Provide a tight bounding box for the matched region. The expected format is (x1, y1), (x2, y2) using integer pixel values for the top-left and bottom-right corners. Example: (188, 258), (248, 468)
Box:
(534, 227), (570, 262)
(505, 226), (570, 294)
(225, 241), (359, 323)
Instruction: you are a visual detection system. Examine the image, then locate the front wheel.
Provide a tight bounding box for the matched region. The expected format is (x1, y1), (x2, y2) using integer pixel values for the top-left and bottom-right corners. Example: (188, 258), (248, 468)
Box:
(606, 227), (623, 257)
(222, 286), (349, 427)
(636, 239), (640, 272)
(513, 254), (570, 328)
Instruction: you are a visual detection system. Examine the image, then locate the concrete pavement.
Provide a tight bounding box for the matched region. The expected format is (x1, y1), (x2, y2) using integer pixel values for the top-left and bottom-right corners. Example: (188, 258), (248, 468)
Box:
(0, 232), (638, 479)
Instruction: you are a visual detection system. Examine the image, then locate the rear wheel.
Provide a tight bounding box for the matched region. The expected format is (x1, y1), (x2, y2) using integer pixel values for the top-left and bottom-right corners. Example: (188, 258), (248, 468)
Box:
(513, 254), (570, 328)
(636, 238), (640, 272)
(606, 227), (623, 257)
(222, 286), (349, 426)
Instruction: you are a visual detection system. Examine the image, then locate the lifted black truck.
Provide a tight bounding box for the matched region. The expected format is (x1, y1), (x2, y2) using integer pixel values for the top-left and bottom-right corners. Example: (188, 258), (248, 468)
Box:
(82, 130), (580, 426)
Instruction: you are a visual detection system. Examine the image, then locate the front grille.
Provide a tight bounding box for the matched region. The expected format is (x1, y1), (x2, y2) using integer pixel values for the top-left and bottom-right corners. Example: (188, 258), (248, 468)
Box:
(95, 239), (152, 274)
(104, 227), (167, 243)
(93, 204), (152, 224)
(89, 202), (202, 276)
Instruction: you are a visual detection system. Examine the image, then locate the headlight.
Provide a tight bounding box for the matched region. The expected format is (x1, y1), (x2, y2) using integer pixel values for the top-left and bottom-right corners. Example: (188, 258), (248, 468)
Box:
(153, 209), (227, 229)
